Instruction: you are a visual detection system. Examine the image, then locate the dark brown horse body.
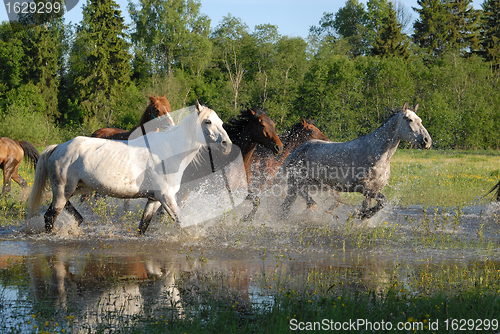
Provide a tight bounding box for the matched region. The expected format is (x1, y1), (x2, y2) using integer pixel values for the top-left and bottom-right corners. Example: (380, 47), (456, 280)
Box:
(91, 94), (173, 140)
(243, 118), (330, 220)
(176, 108), (283, 217)
(0, 137), (39, 197)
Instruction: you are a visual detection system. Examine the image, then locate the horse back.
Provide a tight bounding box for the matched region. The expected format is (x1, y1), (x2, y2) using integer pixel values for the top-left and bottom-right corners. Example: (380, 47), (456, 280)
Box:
(91, 128), (128, 139)
(0, 137), (24, 163)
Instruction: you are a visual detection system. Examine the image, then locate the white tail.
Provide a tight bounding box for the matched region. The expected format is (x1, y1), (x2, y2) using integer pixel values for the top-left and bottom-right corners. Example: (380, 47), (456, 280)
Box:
(26, 145), (58, 218)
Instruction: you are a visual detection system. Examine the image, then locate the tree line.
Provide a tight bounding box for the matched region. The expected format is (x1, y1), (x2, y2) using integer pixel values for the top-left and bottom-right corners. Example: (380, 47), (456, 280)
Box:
(0, 0), (499, 149)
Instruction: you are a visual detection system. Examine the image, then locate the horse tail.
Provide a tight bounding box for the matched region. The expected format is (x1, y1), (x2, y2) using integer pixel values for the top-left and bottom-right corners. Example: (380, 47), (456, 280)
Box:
(17, 140), (39, 169)
(485, 179), (500, 202)
(26, 145), (57, 218)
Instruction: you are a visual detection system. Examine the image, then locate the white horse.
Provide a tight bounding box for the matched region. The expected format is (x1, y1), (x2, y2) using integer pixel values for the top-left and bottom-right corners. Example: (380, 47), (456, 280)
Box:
(282, 102), (432, 219)
(27, 102), (232, 235)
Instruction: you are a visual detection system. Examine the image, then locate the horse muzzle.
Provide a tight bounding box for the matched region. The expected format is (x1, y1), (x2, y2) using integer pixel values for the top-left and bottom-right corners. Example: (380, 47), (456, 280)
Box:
(219, 140), (232, 155)
(273, 143), (284, 155)
(420, 135), (432, 149)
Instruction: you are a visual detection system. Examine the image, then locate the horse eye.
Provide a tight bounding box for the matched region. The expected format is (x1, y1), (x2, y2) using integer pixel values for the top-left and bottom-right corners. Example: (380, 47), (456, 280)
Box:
(205, 119), (212, 125)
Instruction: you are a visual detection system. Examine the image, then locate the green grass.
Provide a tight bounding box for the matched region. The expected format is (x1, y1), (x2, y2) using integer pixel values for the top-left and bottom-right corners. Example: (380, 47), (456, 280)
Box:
(387, 149), (500, 207)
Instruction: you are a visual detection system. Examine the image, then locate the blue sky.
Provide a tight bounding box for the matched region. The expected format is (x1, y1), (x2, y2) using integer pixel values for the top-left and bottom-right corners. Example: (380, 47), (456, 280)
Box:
(1, 0), (484, 38)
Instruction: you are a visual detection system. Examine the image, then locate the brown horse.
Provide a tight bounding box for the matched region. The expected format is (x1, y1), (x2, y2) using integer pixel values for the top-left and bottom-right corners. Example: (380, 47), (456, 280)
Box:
(90, 94), (174, 140)
(0, 137), (39, 197)
(176, 108), (284, 218)
(243, 117), (330, 221)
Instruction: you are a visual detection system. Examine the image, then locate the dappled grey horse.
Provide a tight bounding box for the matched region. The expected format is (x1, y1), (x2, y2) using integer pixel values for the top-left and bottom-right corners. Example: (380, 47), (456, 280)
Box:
(282, 102), (432, 219)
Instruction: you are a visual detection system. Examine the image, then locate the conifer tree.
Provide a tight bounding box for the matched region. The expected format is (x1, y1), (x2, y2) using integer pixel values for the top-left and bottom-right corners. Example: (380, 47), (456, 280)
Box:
(445, 0), (480, 55)
(372, 4), (409, 58)
(68, 0), (131, 122)
(479, 0), (500, 66)
(413, 0), (449, 57)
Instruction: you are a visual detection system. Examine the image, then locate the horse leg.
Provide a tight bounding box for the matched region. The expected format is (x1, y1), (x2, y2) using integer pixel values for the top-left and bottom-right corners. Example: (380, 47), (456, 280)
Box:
(243, 191), (260, 222)
(64, 201), (84, 226)
(11, 167), (28, 188)
(44, 202), (66, 233)
(281, 179), (299, 217)
(1, 169), (11, 197)
(327, 190), (341, 212)
(358, 192), (387, 219)
(138, 199), (162, 235)
(298, 185), (317, 210)
(1, 162), (16, 197)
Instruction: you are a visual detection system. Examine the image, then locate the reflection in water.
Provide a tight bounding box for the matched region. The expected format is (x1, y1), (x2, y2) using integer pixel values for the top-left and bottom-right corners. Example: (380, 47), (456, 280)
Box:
(2, 200), (500, 332)
(1, 237), (498, 333)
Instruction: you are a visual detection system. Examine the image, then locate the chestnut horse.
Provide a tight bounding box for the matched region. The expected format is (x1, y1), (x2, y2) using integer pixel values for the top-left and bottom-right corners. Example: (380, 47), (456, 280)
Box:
(176, 108), (283, 218)
(0, 137), (39, 197)
(244, 117), (330, 221)
(91, 94), (174, 140)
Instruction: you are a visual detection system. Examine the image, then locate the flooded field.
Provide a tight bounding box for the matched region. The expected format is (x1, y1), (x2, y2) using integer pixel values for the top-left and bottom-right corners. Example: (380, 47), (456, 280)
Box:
(2, 188), (500, 332)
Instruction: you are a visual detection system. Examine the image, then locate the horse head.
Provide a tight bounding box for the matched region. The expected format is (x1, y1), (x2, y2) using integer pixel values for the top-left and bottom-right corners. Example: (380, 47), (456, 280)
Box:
(145, 94), (174, 129)
(244, 108), (283, 155)
(400, 102), (432, 149)
(195, 100), (232, 155)
(299, 117), (330, 141)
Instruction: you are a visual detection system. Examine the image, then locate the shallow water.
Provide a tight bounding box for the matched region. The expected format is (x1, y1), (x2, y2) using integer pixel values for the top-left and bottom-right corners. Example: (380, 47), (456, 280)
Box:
(1, 193), (500, 332)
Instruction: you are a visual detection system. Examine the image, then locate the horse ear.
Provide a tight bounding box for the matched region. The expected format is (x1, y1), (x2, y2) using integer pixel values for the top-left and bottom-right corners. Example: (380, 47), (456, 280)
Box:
(195, 100), (202, 114)
(300, 117), (307, 125)
(403, 101), (409, 111)
(162, 94), (166, 98)
(414, 103), (420, 113)
(148, 94), (154, 102)
(248, 108), (257, 116)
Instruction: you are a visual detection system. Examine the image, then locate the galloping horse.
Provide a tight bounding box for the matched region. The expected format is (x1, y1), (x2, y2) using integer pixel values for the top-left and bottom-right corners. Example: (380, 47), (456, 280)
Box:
(91, 94), (174, 140)
(27, 102), (231, 235)
(282, 102), (432, 219)
(176, 108), (283, 219)
(0, 137), (39, 197)
(244, 117), (330, 221)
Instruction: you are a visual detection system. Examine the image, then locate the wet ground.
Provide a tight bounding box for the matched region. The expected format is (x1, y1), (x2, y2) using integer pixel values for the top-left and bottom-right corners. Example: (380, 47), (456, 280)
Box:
(1, 192), (500, 332)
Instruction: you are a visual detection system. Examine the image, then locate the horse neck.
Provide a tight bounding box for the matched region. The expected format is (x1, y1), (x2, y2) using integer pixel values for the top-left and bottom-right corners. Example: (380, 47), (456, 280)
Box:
(283, 128), (309, 152)
(138, 105), (154, 126)
(365, 114), (402, 164)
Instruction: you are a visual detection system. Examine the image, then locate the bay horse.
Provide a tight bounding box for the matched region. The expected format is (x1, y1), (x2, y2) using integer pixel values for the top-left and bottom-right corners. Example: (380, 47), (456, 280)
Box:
(0, 137), (39, 197)
(90, 94), (174, 140)
(27, 102), (231, 235)
(282, 102), (432, 219)
(176, 108), (283, 219)
(243, 117), (330, 221)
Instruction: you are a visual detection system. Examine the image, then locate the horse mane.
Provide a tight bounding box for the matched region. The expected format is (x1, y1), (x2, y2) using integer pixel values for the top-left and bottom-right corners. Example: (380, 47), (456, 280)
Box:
(224, 108), (267, 139)
(378, 104), (418, 128)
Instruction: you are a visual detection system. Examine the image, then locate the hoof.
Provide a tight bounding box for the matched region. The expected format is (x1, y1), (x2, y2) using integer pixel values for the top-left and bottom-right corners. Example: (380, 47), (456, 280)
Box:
(306, 203), (317, 210)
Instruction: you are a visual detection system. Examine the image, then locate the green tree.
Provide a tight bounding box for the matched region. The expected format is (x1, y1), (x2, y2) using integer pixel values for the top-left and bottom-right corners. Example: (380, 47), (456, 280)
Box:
(372, 3), (409, 58)
(0, 22), (25, 100)
(309, 0), (368, 57)
(413, 0), (449, 58)
(445, 0), (481, 56)
(414, 0), (480, 58)
(23, 20), (64, 120)
(479, 0), (500, 66)
(210, 15), (251, 113)
(129, 0), (211, 76)
(68, 0), (131, 127)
